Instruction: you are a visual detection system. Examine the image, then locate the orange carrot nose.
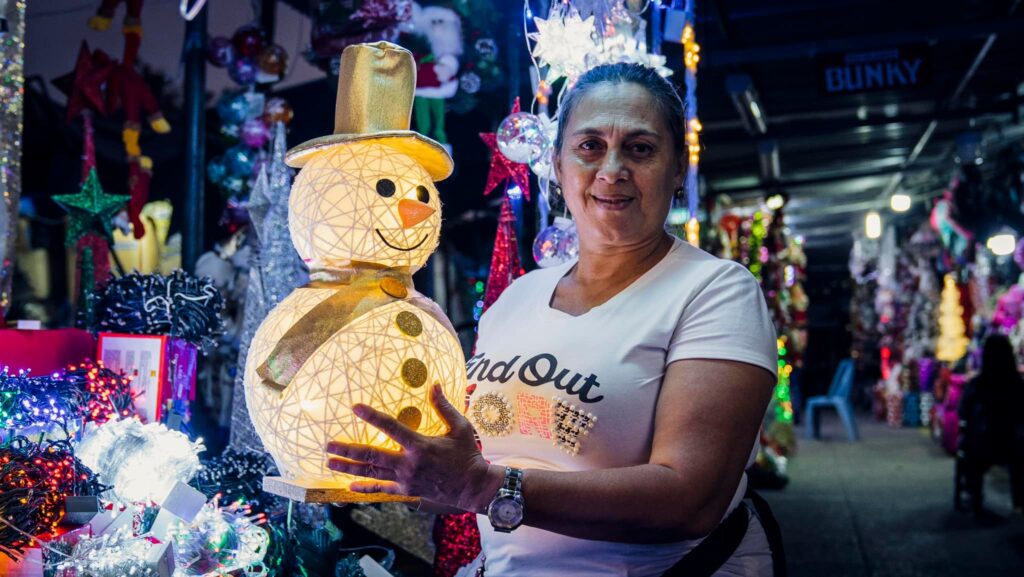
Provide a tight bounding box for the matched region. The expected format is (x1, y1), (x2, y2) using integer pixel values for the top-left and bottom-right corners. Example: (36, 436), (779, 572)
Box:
(398, 199), (436, 229)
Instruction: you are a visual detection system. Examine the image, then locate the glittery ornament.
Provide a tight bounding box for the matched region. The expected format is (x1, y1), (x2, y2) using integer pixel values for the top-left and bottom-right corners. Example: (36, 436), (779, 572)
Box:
(483, 196), (524, 311)
(229, 57), (259, 86)
(475, 38), (498, 58)
(496, 111), (549, 164)
(433, 512), (482, 577)
(480, 99), (531, 200)
(232, 25), (265, 59)
(241, 117), (270, 148)
(226, 144), (257, 177)
(217, 92), (250, 124)
(533, 217), (579, 268)
(257, 44), (289, 76)
(263, 97), (294, 125)
(469, 391), (514, 436)
(207, 155), (228, 184)
(53, 168), (130, 246)
(207, 36), (235, 68)
(458, 72), (481, 94)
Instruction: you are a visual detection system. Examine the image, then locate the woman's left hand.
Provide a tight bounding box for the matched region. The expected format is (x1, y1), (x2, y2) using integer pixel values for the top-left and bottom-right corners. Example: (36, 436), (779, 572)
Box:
(325, 383), (497, 511)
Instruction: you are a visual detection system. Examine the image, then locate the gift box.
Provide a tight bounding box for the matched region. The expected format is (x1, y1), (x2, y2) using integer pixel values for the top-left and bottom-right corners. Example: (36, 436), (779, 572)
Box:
(0, 329), (96, 375)
(96, 333), (197, 423)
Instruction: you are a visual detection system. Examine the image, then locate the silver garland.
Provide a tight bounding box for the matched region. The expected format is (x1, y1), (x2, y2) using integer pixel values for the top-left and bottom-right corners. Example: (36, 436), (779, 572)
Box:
(229, 122), (307, 451)
(0, 1), (24, 318)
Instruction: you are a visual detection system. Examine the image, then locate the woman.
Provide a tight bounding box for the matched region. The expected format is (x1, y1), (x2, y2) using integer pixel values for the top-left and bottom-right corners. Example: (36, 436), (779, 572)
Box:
(326, 63), (780, 576)
(958, 333), (1024, 514)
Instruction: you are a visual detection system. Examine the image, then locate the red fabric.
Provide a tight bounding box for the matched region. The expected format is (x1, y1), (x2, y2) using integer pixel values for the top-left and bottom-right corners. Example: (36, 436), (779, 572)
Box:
(0, 329), (97, 375)
(417, 57), (442, 89)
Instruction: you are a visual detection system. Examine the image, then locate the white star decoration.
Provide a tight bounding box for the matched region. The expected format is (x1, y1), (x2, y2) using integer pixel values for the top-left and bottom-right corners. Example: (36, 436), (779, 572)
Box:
(530, 13), (598, 82)
(529, 12), (672, 83)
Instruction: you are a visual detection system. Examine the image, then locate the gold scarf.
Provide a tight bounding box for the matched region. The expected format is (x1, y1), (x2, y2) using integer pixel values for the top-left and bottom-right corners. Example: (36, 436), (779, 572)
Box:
(257, 263), (415, 391)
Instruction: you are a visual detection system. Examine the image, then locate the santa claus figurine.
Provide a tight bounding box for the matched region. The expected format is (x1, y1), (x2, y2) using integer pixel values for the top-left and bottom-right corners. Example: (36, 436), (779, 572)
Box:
(412, 3), (462, 152)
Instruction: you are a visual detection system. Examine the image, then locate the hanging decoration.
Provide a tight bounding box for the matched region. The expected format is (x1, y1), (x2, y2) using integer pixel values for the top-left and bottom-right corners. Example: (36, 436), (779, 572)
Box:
(208, 23), (291, 87)
(480, 99), (531, 200)
(307, 0), (414, 76)
(0, 0), (23, 323)
(527, 2), (670, 86)
(243, 42), (468, 498)
(533, 216), (579, 268)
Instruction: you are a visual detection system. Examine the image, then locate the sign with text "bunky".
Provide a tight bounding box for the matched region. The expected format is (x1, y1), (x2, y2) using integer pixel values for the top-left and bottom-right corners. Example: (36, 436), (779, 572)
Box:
(817, 45), (932, 95)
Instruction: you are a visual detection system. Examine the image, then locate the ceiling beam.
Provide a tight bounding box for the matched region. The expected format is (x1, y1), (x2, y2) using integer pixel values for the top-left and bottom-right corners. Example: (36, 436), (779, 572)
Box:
(710, 162), (939, 196)
(702, 98), (1021, 144)
(703, 16), (1024, 67)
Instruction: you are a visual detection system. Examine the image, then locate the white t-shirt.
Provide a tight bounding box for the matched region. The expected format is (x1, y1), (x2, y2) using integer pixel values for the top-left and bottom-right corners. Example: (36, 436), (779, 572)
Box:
(470, 237), (777, 577)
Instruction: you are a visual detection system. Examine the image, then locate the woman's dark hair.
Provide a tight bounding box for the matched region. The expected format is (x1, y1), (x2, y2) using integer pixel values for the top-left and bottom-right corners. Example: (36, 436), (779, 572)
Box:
(554, 63), (685, 157)
(980, 333), (1021, 387)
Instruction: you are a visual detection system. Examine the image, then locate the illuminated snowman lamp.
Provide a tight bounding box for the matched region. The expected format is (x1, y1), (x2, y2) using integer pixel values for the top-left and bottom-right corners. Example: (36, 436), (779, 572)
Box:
(244, 42), (468, 503)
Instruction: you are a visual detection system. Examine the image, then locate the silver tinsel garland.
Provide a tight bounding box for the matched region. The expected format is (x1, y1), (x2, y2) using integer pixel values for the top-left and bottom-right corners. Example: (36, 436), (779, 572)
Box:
(229, 122), (307, 452)
(0, 0), (24, 318)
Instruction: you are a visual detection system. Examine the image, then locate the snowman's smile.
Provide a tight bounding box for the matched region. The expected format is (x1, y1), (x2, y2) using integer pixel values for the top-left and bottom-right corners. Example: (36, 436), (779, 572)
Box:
(375, 229), (430, 252)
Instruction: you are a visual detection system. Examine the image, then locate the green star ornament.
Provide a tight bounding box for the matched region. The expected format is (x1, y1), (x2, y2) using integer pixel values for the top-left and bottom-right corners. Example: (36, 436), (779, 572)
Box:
(53, 168), (130, 246)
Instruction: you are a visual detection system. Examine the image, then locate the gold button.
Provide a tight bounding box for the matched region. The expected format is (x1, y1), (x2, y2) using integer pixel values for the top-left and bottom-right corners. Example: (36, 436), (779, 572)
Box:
(401, 358), (428, 388)
(380, 277), (408, 299)
(396, 406), (422, 431)
(395, 311), (423, 337)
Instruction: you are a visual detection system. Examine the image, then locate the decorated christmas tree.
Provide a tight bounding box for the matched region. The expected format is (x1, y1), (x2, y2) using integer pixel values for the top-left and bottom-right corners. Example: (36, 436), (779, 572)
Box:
(936, 274), (969, 363)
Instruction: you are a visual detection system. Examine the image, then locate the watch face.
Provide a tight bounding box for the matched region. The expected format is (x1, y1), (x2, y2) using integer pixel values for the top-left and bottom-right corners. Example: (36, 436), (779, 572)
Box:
(489, 496), (524, 527)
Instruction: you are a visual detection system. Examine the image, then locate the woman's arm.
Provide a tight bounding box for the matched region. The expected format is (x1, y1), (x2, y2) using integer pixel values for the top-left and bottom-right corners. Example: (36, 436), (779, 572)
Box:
(326, 358), (774, 542)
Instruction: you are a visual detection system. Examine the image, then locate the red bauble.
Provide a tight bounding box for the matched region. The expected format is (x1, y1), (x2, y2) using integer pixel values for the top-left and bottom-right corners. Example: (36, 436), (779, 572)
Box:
(232, 24), (265, 59)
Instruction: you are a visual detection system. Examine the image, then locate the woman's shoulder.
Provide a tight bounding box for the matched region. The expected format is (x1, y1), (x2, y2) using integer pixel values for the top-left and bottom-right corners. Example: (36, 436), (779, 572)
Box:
(658, 237), (758, 288)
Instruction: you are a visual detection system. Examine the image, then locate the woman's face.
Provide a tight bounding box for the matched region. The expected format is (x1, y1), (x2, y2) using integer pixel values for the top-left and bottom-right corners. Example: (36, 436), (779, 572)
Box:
(554, 82), (684, 249)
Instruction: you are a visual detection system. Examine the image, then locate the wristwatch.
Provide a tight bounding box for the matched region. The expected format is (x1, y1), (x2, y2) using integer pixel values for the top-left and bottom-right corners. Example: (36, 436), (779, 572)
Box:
(487, 466), (525, 532)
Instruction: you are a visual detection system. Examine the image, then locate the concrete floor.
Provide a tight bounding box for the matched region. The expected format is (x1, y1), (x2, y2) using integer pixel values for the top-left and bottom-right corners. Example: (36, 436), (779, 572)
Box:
(764, 415), (1024, 577)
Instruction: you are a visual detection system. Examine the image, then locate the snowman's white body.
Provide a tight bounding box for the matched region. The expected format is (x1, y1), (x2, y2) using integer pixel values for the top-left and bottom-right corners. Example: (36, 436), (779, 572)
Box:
(243, 141), (468, 487)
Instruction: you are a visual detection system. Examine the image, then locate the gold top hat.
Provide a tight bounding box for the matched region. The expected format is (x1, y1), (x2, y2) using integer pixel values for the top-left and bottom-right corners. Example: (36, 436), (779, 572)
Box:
(284, 41), (454, 181)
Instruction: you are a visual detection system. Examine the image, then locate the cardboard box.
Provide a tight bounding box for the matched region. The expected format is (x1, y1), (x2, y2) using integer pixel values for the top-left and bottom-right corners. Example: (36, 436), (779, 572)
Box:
(96, 333), (197, 423)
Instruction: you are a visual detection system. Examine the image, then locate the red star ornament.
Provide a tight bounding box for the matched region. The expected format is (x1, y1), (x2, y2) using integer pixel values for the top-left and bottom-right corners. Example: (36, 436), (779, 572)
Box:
(480, 99), (531, 200)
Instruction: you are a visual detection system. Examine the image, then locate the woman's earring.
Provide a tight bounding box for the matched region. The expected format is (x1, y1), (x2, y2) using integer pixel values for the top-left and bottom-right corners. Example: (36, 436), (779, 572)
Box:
(553, 184), (563, 196)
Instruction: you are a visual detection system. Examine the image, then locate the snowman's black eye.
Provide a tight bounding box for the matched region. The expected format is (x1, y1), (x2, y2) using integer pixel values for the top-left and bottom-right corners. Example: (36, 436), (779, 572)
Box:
(376, 179), (396, 197)
(416, 185), (430, 203)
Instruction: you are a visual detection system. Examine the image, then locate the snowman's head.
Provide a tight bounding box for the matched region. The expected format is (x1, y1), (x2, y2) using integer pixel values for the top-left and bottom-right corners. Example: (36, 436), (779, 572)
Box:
(289, 141), (442, 271)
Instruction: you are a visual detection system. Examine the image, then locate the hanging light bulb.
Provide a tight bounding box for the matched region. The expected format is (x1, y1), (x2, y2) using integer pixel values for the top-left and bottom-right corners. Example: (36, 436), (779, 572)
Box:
(865, 211), (882, 239)
(890, 193), (911, 213)
(986, 231), (1016, 256)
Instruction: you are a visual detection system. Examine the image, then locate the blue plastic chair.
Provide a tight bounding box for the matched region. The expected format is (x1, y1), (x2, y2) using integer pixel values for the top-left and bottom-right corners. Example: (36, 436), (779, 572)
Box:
(804, 359), (859, 441)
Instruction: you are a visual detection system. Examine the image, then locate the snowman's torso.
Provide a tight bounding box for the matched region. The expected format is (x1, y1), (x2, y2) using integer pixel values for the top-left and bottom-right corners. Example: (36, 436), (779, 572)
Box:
(244, 286), (468, 483)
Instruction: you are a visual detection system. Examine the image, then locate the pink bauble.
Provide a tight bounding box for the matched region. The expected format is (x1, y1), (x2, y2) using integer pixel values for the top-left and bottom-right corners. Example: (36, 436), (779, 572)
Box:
(241, 118), (270, 148)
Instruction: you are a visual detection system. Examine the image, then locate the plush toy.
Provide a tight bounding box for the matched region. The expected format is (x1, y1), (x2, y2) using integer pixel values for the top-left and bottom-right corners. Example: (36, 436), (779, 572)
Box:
(411, 3), (462, 149)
